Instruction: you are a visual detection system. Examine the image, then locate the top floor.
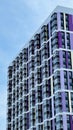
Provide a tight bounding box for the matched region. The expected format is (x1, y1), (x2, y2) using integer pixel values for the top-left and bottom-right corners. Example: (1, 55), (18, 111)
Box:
(8, 6), (73, 67)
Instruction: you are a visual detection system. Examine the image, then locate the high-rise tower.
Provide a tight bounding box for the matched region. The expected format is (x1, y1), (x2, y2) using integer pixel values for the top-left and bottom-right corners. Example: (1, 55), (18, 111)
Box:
(7, 6), (73, 130)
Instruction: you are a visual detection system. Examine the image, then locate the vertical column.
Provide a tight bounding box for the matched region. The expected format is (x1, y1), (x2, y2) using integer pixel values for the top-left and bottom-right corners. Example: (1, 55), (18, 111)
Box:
(71, 51), (73, 69)
(64, 13), (67, 49)
(57, 12), (61, 30)
(48, 79), (51, 97)
(66, 51), (70, 89)
(51, 77), (53, 96)
(69, 92), (72, 113)
(50, 58), (52, 75)
(48, 22), (51, 58)
(64, 13), (66, 30)
(48, 22), (51, 38)
(59, 48), (67, 129)
(27, 112), (30, 129)
(52, 97), (55, 130)
(52, 119), (55, 130)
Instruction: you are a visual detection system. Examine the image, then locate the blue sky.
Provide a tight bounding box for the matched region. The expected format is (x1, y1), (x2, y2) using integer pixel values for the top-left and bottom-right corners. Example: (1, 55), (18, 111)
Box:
(0, 0), (73, 129)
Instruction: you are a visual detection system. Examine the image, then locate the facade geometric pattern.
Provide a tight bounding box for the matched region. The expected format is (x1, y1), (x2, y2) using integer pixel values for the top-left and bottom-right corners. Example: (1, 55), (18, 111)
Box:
(7, 6), (73, 130)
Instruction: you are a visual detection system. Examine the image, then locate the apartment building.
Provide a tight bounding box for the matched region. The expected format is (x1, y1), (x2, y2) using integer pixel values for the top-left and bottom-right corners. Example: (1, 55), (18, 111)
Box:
(7, 6), (73, 130)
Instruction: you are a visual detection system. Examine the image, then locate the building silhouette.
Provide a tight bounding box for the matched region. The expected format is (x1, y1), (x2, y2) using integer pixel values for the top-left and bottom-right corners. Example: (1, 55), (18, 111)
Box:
(7, 6), (73, 130)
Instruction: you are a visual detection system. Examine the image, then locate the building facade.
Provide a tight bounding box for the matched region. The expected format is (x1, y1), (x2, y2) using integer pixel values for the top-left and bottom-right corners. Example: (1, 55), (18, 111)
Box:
(7, 6), (73, 130)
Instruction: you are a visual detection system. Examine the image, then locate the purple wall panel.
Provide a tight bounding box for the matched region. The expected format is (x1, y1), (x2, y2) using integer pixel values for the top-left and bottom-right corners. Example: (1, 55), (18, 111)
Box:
(59, 50), (63, 68)
(63, 115), (67, 130)
(70, 115), (73, 130)
(61, 92), (66, 112)
(69, 15), (73, 31)
(60, 70), (64, 89)
(66, 51), (68, 68)
(58, 32), (62, 48)
(70, 33), (73, 50)
(67, 72), (70, 90)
